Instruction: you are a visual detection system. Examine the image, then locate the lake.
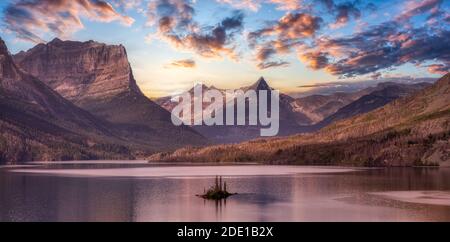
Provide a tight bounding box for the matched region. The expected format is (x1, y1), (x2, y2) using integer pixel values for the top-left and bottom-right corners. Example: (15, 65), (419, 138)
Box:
(0, 162), (449, 222)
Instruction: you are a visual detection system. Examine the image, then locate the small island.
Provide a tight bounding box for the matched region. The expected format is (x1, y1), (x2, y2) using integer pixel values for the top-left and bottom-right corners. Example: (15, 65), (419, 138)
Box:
(197, 176), (236, 200)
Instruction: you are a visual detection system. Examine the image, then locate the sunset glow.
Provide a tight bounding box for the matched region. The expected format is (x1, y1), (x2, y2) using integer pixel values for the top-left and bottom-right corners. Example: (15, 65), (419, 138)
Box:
(0, 0), (448, 97)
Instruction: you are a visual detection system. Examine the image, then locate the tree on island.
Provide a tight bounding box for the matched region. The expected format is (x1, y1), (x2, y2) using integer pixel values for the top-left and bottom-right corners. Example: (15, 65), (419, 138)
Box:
(198, 176), (236, 200)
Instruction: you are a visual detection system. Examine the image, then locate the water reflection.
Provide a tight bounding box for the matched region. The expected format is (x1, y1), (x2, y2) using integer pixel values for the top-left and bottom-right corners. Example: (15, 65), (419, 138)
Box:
(0, 165), (449, 222)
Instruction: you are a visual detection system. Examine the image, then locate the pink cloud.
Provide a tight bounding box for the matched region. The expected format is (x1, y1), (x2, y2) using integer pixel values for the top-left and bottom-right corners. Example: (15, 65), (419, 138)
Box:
(4, 0), (134, 43)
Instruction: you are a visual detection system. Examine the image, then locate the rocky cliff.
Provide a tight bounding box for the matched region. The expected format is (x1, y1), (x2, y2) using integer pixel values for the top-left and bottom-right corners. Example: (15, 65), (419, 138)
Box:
(0, 38), (132, 163)
(14, 39), (206, 150)
(14, 38), (140, 103)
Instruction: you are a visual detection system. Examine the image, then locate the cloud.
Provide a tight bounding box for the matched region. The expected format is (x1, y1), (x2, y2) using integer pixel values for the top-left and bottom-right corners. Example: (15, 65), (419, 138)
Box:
(426, 63), (449, 75)
(249, 12), (322, 43)
(110, 0), (145, 12)
(255, 46), (277, 62)
(111, 0), (143, 9)
(253, 39), (303, 69)
(165, 59), (197, 68)
(216, 0), (262, 11)
(298, 83), (337, 88)
(371, 72), (382, 79)
(318, 0), (361, 29)
(257, 61), (290, 69)
(292, 76), (438, 97)
(216, 0), (303, 11)
(396, 0), (443, 21)
(332, 2), (361, 28)
(269, 0), (303, 10)
(299, 21), (450, 77)
(3, 0), (135, 43)
(147, 0), (244, 59)
(299, 51), (329, 69)
(248, 12), (321, 69)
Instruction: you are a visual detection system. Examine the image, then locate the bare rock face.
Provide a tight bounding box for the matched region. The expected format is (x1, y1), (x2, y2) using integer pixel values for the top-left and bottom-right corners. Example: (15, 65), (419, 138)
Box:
(0, 38), (20, 83)
(1, 38), (76, 117)
(14, 39), (206, 149)
(1, 38), (132, 163)
(14, 38), (140, 103)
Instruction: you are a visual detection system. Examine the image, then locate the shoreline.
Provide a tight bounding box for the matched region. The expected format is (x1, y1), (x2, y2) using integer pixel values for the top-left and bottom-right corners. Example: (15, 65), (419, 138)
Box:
(2, 159), (449, 168)
(7, 164), (361, 178)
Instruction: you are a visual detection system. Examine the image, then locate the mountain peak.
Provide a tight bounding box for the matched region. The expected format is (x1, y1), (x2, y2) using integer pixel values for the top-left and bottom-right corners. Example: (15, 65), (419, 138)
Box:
(11, 39), (206, 150)
(437, 72), (450, 85)
(49, 37), (63, 44)
(13, 39), (137, 101)
(0, 38), (19, 80)
(249, 77), (271, 91)
(43, 39), (107, 52)
(257, 76), (267, 84)
(0, 38), (9, 55)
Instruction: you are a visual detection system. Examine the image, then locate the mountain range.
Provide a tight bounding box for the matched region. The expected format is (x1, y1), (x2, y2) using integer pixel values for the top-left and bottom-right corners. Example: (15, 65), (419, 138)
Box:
(156, 77), (432, 143)
(1, 38), (206, 163)
(290, 77), (437, 98)
(150, 73), (450, 167)
(13, 39), (206, 149)
(313, 82), (431, 129)
(195, 78), (306, 143)
(1, 36), (447, 166)
(0, 38), (131, 162)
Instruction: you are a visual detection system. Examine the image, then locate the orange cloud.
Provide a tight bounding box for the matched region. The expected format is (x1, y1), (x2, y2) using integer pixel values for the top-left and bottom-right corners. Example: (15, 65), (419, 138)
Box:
(299, 52), (329, 70)
(248, 12), (321, 69)
(165, 59), (197, 68)
(427, 64), (448, 75)
(147, 0), (244, 60)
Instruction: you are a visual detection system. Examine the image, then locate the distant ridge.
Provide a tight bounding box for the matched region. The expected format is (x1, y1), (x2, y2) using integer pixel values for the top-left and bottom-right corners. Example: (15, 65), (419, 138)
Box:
(149, 73), (450, 167)
(156, 77), (308, 143)
(314, 82), (431, 129)
(155, 77), (432, 143)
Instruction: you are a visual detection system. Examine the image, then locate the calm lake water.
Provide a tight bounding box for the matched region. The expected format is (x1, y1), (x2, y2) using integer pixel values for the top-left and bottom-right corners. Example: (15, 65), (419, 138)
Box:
(0, 162), (449, 222)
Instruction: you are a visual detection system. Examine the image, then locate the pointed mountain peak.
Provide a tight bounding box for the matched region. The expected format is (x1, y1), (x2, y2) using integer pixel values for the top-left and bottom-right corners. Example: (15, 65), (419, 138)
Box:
(0, 37), (20, 80)
(0, 38), (9, 55)
(256, 76), (267, 85)
(248, 77), (271, 91)
(435, 72), (450, 87)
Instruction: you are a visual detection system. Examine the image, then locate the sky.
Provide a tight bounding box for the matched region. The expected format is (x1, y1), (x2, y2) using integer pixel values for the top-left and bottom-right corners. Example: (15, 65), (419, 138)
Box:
(0, 0), (449, 98)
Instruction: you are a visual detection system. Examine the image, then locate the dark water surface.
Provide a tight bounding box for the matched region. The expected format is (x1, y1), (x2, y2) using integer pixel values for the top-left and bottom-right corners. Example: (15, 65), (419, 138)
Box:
(0, 162), (449, 222)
